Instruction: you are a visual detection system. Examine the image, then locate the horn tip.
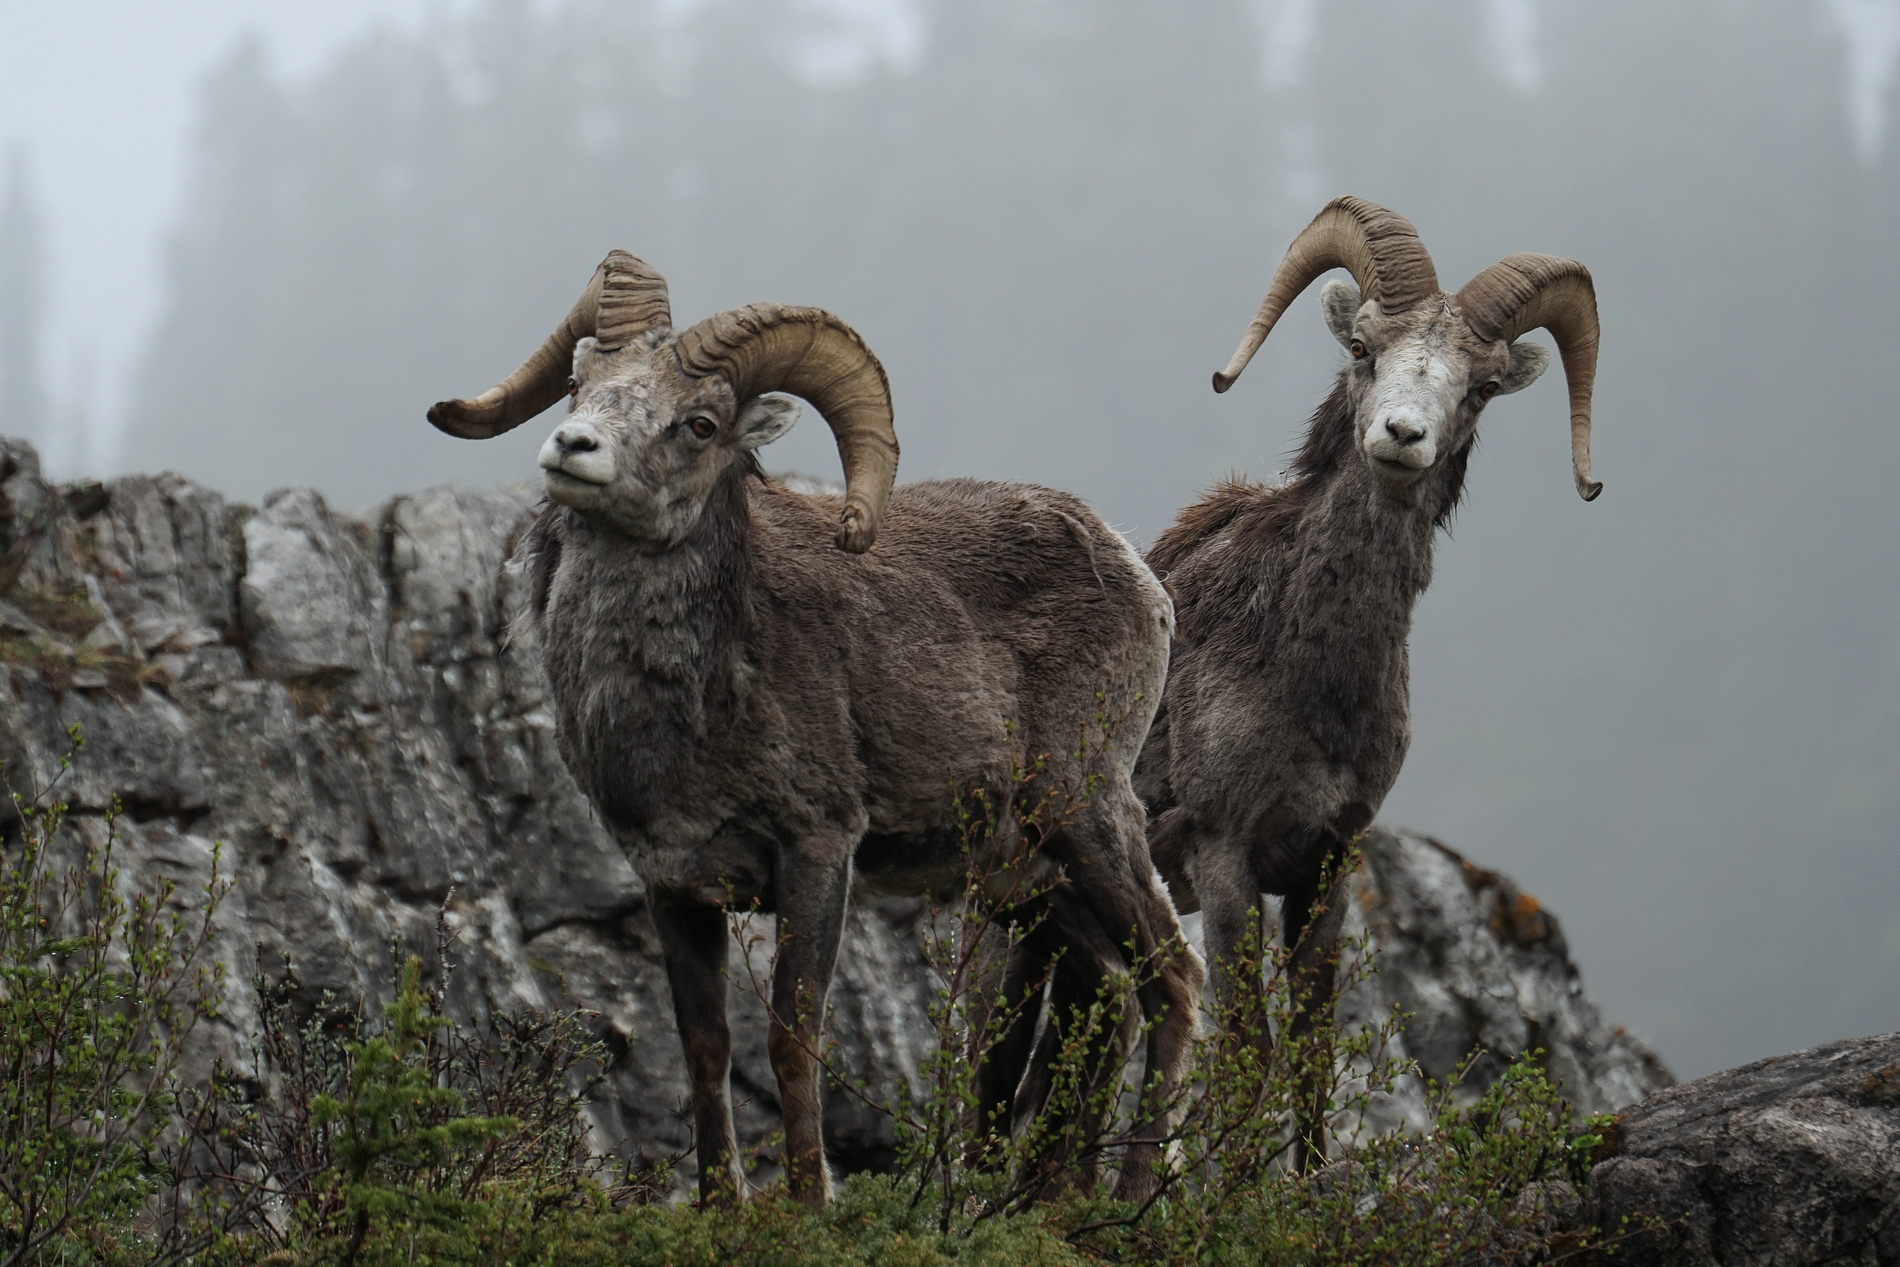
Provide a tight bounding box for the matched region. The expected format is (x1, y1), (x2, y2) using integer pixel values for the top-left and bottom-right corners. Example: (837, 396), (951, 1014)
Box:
(1577, 477), (1603, 502)
(1212, 370), (1237, 394)
(427, 398), (498, 440)
(835, 504), (879, 553)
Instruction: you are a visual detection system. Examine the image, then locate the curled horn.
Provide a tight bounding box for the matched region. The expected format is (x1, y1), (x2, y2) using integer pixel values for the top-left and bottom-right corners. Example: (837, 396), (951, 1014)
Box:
(1213, 195), (1440, 393)
(1456, 254), (1602, 501)
(427, 251), (672, 439)
(675, 305), (897, 553)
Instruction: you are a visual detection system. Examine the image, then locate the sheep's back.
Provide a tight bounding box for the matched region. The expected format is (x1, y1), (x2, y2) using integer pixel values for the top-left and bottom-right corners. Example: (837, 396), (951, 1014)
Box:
(749, 476), (1171, 772)
(754, 477), (1165, 652)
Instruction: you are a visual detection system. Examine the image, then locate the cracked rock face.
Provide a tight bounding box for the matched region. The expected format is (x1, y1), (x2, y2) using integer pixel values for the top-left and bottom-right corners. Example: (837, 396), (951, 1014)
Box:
(0, 436), (1668, 1191)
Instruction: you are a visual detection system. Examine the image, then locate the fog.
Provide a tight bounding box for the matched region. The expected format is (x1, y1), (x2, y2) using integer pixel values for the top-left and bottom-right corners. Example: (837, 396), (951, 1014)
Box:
(7, 0), (1900, 1079)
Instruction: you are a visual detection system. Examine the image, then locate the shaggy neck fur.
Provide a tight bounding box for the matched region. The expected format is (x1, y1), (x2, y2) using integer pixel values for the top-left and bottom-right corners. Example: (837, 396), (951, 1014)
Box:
(528, 467), (756, 830)
(1156, 374), (1471, 656)
(1283, 370), (1472, 629)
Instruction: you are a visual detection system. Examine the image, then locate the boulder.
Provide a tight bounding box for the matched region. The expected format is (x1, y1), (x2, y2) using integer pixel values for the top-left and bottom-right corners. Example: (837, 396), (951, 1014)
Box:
(1586, 1032), (1900, 1266)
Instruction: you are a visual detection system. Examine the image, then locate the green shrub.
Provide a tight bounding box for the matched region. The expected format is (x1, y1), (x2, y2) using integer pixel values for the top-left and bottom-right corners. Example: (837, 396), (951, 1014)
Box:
(0, 727), (228, 1267)
(155, 921), (622, 1264)
(0, 731), (1616, 1266)
(232, 1174), (1086, 1267)
(310, 955), (521, 1261)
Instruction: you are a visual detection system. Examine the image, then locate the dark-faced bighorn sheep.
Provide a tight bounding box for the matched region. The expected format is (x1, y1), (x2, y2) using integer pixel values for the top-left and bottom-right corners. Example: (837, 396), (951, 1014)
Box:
(427, 253), (1203, 1206)
(1134, 197), (1601, 1165)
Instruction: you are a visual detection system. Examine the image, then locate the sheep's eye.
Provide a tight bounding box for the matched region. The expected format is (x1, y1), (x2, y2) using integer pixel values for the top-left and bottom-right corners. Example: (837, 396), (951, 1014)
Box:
(1477, 381), (1500, 401)
(566, 376), (578, 397)
(1349, 340), (1368, 360)
(687, 417), (717, 440)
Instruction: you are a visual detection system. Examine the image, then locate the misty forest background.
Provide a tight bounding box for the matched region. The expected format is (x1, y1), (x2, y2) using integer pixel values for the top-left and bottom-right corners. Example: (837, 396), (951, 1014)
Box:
(1, 0), (1897, 1084)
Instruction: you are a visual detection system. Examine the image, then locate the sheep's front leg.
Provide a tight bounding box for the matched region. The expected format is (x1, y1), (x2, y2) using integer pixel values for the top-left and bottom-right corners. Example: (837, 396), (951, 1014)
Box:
(1281, 847), (1350, 1172)
(654, 902), (747, 1204)
(1188, 841), (1265, 1025)
(769, 838), (854, 1207)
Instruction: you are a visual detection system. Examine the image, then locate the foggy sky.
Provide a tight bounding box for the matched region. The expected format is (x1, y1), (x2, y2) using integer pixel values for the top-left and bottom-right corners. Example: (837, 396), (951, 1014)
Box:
(0, 0), (490, 471)
(13, 0), (1900, 1079)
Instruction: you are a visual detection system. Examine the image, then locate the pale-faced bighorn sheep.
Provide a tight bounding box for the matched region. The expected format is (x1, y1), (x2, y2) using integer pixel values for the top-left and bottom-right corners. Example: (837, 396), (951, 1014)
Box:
(427, 253), (1203, 1206)
(1134, 197), (1601, 1165)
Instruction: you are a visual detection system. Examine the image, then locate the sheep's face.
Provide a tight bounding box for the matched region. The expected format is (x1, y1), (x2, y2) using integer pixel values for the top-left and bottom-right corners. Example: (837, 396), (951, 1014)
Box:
(536, 336), (799, 542)
(1320, 280), (1550, 493)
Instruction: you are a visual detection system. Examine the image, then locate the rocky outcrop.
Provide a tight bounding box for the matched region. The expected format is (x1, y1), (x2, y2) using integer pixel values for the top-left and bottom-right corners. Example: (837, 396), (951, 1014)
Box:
(1585, 1032), (1900, 1266)
(1340, 829), (1674, 1125)
(0, 437), (1667, 1188)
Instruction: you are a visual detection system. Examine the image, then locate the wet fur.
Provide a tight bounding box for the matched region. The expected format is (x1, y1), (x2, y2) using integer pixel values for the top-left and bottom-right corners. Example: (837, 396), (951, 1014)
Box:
(1140, 373), (1474, 879)
(1135, 371), (1476, 1165)
(526, 470), (1203, 1203)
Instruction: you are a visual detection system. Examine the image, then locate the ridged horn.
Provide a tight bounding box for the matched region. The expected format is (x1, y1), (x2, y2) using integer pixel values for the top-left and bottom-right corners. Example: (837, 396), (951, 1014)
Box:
(427, 251), (671, 439)
(675, 305), (897, 553)
(1456, 254), (1602, 501)
(1213, 195), (1440, 393)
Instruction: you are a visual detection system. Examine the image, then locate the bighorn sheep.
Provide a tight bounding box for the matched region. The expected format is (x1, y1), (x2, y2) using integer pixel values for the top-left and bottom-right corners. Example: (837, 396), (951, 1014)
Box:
(427, 253), (1203, 1205)
(1134, 197), (1601, 1165)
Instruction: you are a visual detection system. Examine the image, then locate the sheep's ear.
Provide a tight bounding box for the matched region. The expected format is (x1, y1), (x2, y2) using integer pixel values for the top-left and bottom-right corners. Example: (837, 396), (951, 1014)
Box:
(1319, 279), (1362, 348)
(1497, 341), (1551, 396)
(572, 336), (605, 380)
(734, 393), (801, 450)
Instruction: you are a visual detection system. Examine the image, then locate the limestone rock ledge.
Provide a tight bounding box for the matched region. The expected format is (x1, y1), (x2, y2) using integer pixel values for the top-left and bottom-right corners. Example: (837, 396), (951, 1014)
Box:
(0, 437), (1667, 1185)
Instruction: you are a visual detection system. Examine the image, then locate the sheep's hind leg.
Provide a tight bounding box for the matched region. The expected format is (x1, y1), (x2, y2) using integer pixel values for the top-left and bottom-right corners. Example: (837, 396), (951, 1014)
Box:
(654, 902), (747, 1205)
(1062, 812), (1205, 1203)
(769, 840), (855, 1207)
(1114, 865), (1206, 1203)
(964, 915), (1048, 1168)
(1011, 887), (1133, 1199)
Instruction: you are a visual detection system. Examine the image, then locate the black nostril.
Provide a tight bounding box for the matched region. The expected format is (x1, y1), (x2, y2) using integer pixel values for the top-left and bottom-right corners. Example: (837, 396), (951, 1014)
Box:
(561, 432), (597, 453)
